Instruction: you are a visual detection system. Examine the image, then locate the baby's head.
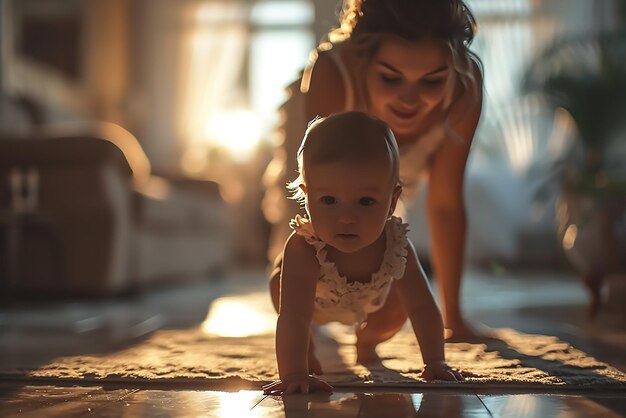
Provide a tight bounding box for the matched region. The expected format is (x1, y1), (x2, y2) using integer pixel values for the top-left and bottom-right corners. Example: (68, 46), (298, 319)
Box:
(290, 111), (400, 202)
(289, 111), (402, 253)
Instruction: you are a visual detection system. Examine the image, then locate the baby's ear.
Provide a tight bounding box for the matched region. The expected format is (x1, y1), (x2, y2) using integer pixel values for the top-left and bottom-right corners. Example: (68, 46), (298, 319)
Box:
(388, 185), (402, 217)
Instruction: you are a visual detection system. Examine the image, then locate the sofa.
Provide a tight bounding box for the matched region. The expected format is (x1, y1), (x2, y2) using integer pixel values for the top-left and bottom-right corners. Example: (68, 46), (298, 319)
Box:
(0, 122), (232, 296)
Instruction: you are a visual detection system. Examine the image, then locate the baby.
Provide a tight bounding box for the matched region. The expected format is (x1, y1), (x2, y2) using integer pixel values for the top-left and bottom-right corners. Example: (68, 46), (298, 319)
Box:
(263, 112), (462, 395)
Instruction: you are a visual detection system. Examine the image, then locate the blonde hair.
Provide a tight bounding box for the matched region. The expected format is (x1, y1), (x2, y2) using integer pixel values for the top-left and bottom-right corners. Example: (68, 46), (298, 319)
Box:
(328, 0), (482, 112)
(288, 112), (400, 206)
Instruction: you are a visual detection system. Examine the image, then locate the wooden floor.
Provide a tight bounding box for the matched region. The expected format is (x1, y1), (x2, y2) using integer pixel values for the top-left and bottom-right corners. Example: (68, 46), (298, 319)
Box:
(2, 384), (625, 417)
(1, 268), (625, 417)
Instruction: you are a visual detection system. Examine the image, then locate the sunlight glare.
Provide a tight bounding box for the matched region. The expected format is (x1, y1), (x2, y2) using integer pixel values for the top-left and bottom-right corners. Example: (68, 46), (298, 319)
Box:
(204, 110), (262, 162)
(217, 390), (263, 418)
(202, 293), (275, 337)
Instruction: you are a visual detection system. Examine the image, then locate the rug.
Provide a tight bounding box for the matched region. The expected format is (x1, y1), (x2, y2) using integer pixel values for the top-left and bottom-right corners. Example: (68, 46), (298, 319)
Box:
(2, 324), (625, 390)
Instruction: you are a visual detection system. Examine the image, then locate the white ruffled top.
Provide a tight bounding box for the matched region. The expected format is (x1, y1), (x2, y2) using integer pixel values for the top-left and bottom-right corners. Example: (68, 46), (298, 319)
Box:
(290, 215), (409, 325)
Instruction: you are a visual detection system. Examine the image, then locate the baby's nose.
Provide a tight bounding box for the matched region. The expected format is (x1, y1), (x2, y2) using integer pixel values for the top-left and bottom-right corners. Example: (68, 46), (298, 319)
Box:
(338, 210), (356, 224)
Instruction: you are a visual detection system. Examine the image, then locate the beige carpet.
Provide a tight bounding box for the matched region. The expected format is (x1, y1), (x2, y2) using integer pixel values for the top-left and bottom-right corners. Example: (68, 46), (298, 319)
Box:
(2, 325), (625, 390)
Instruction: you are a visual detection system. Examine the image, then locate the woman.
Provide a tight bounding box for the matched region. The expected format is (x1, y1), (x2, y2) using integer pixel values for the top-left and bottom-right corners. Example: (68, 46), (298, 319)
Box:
(262, 0), (483, 340)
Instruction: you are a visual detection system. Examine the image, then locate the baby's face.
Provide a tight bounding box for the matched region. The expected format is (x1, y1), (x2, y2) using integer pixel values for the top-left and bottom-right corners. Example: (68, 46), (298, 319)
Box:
(303, 158), (399, 254)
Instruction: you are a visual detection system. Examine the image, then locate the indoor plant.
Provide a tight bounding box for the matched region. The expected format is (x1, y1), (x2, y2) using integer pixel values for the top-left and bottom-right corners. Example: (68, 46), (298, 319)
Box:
(524, 30), (626, 317)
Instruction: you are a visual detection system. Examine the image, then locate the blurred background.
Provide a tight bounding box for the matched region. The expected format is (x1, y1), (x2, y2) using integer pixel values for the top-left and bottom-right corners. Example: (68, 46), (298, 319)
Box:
(0, 0), (625, 305)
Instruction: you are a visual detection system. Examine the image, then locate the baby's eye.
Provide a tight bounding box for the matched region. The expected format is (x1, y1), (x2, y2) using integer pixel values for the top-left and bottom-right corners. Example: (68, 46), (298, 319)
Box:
(320, 196), (336, 205)
(359, 197), (376, 206)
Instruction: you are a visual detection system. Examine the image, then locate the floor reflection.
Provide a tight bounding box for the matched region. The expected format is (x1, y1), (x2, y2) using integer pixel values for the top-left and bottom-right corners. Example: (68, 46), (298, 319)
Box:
(201, 291), (275, 337)
(259, 390), (491, 417)
(479, 393), (626, 418)
(115, 389), (267, 418)
(215, 390), (265, 417)
(2, 385), (624, 418)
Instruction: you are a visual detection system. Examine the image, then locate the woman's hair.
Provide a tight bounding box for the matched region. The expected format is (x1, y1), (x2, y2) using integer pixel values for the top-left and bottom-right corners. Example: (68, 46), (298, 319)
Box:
(329, 0), (482, 111)
(288, 111), (400, 205)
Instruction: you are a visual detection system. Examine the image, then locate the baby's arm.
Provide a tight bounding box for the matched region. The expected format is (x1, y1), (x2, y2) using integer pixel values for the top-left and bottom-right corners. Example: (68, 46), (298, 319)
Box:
(396, 240), (462, 382)
(264, 234), (333, 395)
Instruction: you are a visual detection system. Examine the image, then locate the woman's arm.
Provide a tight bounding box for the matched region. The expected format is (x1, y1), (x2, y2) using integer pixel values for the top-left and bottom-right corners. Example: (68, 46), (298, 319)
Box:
(426, 62), (483, 334)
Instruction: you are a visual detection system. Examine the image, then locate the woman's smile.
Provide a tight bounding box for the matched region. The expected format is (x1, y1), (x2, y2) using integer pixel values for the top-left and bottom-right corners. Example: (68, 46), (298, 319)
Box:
(365, 38), (450, 138)
(389, 106), (419, 121)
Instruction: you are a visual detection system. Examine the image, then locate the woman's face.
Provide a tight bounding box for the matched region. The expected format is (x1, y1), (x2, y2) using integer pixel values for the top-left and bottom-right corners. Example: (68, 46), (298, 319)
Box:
(365, 37), (451, 142)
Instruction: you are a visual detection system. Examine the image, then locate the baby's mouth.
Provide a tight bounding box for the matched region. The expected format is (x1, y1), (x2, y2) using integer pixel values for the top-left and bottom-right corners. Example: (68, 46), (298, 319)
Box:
(337, 233), (358, 239)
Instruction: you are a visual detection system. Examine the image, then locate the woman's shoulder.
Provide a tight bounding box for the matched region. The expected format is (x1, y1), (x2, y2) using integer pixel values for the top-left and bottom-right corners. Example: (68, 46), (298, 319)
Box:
(445, 58), (483, 134)
(451, 58), (483, 111)
(302, 41), (355, 119)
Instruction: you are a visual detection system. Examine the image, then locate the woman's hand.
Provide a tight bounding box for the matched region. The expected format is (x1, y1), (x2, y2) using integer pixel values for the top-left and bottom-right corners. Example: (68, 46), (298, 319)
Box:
(262, 375), (334, 395)
(422, 361), (463, 382)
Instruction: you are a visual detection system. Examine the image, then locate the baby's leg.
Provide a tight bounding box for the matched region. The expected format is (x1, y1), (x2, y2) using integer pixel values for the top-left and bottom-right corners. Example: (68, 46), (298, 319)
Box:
(356, 282), (408, 365)
(269, 257), (323, 374)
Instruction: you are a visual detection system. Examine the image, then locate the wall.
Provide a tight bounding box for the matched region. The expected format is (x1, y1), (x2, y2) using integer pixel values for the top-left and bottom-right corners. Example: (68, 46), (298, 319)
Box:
(0, 0), (131, 128)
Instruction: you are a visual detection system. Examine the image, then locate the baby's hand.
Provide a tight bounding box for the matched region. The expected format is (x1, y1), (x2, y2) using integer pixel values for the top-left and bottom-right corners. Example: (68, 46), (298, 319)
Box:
(262, 375), (334, 395)
(422, 361), (463, 382)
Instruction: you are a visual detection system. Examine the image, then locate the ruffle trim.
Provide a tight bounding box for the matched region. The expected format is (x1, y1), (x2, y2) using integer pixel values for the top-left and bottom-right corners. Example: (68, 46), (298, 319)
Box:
(290, 214), (323, 247)
(289, 215), (409, 297)
(376, 216), (409, 283)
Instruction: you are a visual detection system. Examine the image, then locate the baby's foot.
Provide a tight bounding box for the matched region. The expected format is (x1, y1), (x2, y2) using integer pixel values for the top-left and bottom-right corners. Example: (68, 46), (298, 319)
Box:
(355, 342), (382, 366)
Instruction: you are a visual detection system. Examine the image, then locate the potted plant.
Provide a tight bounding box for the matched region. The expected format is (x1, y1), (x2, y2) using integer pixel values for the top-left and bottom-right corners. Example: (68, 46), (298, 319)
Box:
(524, 30), (626, 317)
